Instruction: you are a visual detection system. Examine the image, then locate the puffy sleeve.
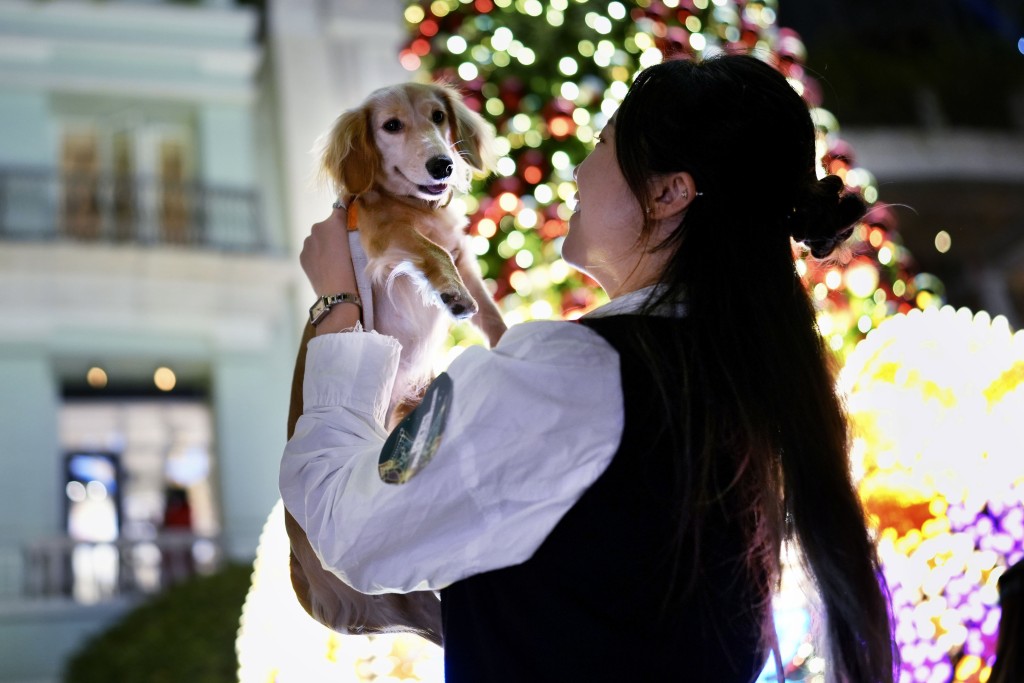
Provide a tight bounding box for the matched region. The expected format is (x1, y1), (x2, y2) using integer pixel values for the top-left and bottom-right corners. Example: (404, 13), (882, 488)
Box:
(279, 320), (623, 594)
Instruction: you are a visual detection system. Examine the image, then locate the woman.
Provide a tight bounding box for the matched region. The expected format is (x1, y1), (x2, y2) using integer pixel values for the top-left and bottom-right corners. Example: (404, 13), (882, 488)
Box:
(281, 54), (895, 682)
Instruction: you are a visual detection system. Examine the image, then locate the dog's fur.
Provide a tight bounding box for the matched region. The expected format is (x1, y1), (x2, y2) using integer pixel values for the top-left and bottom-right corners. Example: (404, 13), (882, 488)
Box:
(283, 83), (508, 646)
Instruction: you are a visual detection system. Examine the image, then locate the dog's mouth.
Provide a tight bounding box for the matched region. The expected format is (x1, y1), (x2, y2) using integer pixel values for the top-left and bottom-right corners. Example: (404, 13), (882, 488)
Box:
(418, 183), (448, 196)
(396, 167), (450, 199)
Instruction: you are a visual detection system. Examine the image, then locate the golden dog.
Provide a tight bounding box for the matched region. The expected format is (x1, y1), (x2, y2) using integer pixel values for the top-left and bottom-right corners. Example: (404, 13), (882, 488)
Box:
(284, 83), (508, 646)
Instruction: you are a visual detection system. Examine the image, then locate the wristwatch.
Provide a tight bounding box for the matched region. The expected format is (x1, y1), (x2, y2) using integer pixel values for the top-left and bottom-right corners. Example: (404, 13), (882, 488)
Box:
(309, 292), (362, 326)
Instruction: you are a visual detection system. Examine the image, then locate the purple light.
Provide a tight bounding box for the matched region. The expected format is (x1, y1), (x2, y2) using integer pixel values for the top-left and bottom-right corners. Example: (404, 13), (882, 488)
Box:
(929, 662), (952, 682)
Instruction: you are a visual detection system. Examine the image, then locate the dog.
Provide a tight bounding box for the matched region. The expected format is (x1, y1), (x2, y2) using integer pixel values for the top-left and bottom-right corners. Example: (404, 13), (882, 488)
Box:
(284, 82), (508, 646)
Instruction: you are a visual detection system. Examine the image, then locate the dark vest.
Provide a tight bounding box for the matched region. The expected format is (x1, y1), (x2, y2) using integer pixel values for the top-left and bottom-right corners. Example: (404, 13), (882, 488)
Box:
(440, 315), (766, 682)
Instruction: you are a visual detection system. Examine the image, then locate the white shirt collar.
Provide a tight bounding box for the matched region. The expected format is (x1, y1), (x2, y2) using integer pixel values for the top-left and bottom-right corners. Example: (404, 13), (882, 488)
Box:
(582, 284), (686, 319)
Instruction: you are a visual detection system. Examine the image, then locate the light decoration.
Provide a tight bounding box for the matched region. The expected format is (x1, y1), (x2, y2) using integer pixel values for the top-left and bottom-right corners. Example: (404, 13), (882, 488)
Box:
(236, 500), (444, 682)
(838, 306), (1024, 683)
(393, 0), (943, 362)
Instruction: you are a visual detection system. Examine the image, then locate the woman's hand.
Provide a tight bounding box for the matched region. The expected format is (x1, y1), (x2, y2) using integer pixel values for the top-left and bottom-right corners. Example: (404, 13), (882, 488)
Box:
(300, 206), (362, 334)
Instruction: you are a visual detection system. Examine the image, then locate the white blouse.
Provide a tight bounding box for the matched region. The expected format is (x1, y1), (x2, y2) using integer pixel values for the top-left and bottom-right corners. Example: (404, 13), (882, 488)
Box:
(279, 288), (669, 595)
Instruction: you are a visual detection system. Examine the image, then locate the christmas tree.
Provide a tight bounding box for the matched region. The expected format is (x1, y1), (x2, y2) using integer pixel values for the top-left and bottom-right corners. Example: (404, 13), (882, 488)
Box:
(399, 0), (942, 360)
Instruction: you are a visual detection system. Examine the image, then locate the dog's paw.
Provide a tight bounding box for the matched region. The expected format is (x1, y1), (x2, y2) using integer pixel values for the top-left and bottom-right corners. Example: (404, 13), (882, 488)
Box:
(438, 288), (478, 320)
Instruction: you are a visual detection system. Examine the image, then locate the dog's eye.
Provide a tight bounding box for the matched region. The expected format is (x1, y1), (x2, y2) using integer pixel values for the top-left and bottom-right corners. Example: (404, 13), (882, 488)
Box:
(431, 110), (445, 125)
(383, 118), (403, 133)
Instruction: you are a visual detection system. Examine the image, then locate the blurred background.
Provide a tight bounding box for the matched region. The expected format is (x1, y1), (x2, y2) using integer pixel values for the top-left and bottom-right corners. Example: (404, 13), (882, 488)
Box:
(0, 1), (1021, 682)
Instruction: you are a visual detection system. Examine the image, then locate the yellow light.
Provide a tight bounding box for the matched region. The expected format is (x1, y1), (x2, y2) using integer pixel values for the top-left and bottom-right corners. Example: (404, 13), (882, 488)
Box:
(430, 1), (449, 17)
(516, 209), (538, 229)
(517, 47), (536, 65)
(510, 113), (531, 133)
(893, 280), (907, 297)
(689, 32), (707, 51)
(498, 192), (520, 213)
(533, 184), (554, 204)
(817, 313), (835, 337)
(557, 182), (576, 202)
(685, 15), (702, 32)
(824, 270), (842, 290)
(639, 47), (663, 68)
(509, 270), (533, 295)
(515, 250), (534, 268)
(550, 259), (571, 284)
(957, 655), (982, 680)
(935, 230), (952, 254)
(491, 27), (513, 51)
(154, 367), (176, 392)
(505, 230), (525, 250)
(237, 502), (444, 682)
(485, 97), (505, 116)
(404, 6), (425, 23)
(470, 235), (490, 256)
(496, 157), (516, 177)
(86, 366), (108, 389)
(447, 35), (467, 54)
(845, 260), (880, 298)
(477, 218), (497, 238)
(530, 299), (554, 319)
(634, 32), (653, 50)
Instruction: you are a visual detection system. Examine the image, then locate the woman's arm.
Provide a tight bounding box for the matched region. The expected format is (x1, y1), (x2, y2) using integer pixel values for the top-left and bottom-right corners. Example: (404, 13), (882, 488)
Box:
(300, 206), (361, 335)
(280, 320), (626, 594)
(284, 206), (442, 640)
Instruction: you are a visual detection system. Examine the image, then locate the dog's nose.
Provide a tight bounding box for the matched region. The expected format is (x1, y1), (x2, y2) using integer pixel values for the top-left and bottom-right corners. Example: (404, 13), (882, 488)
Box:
(426, 155), (453, 180)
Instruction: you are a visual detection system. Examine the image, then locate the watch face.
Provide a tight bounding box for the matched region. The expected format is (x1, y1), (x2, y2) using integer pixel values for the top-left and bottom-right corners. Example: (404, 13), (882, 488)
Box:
(309, 298), (327, 323)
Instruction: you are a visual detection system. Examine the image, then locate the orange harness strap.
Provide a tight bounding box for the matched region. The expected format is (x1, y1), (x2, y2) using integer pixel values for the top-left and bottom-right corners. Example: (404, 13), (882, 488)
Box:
(347, 197), (359, 231)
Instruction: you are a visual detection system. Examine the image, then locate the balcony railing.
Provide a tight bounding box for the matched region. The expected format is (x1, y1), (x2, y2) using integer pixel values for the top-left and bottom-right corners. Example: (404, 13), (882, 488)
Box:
(0, 166), (277, 254)
(18, 532), (224, 604)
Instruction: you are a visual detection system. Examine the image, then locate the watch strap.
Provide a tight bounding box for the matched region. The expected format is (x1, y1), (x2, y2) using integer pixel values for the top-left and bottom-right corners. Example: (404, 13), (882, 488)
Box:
(309, 292), (362, 326)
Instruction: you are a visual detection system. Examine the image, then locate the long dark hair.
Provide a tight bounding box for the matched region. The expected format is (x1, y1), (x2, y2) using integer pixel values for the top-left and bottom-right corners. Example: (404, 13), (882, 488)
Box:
(613, 54), (896, 682)
(990, 559), (1024, 683)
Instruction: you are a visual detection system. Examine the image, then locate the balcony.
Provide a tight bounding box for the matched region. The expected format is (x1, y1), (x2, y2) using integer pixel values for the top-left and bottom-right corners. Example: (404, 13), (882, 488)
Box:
(16, 532), (223, 604)
(0, 166), (278, 254)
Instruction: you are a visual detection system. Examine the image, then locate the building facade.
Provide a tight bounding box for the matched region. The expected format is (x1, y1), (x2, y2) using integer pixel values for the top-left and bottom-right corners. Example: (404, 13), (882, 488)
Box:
(0, 1), (299, 680)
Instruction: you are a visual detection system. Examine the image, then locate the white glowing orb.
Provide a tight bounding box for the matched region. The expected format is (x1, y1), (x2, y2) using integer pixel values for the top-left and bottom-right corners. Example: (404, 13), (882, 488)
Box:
(236, 500), (443, 682)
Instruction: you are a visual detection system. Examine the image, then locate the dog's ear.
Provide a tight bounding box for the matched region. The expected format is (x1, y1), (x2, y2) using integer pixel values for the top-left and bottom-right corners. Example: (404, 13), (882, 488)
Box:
(320, 107), (378, 196)
(440, 84), (497, 176)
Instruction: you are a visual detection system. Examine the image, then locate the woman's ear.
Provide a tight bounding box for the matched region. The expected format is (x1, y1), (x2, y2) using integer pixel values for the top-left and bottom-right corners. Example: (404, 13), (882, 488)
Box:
(649, 171), (697, 221)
